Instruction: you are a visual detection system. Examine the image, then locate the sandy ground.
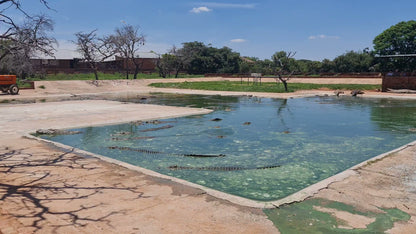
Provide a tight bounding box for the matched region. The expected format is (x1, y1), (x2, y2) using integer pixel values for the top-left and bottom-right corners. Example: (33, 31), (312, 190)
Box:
(1, 77), (416, 233)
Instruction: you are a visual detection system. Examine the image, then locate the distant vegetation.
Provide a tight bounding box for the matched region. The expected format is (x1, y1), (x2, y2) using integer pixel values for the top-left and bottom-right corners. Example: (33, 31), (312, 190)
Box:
(157, 21), (416, 77)
(150, 81), (380, 93)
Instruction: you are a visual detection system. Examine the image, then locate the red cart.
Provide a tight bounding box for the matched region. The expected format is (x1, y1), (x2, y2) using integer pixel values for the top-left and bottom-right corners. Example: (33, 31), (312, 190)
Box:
(0, 75), (19, 95)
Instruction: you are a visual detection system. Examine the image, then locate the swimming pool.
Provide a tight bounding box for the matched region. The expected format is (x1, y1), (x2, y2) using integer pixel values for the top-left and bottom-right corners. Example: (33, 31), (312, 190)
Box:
(39, 95), (416, 201)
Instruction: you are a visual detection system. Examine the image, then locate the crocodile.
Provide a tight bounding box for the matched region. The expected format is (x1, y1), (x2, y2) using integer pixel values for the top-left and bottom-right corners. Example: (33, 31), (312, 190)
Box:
(108, 146), (225, 158)
(139, 125), (174, 132)
(167, 165), (281, 171)
(36, 129), (83, 135)
(111, 136), (155, 141)
(108, 146), (162, 154)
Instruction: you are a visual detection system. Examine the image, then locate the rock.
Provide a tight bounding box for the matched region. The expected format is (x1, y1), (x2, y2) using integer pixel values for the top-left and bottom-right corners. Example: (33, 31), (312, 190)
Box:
(351, 90), (364, 96)
(112, 131), (132, 136)
(243, 122), (251, 125)
(334, 90), (344, 97)
(211, 118), (223, 122)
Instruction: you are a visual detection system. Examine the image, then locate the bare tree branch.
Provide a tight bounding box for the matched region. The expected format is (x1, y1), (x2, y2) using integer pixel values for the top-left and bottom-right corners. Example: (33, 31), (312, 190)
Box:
(272, 51), (298, 92)
(1, 1), (55, 77)
(108, 24), (145, 79)
(73, 30), (116, 80)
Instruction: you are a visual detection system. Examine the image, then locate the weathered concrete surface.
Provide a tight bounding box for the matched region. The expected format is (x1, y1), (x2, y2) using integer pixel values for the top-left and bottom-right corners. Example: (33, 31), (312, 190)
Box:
(313, 144), (416, 233)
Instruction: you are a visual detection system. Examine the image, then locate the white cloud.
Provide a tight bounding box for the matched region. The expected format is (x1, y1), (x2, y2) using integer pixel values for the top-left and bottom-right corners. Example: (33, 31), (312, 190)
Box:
(230, 39), (246, 43)
(48, 40), (80, 59)
(197, 2), (256, 9)
(308, 34), (340, 40)
(190, 6), (212, 13)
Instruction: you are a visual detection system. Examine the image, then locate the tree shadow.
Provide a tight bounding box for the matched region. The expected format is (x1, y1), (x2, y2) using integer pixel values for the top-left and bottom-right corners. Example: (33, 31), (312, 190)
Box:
(0, 146), (149, 232)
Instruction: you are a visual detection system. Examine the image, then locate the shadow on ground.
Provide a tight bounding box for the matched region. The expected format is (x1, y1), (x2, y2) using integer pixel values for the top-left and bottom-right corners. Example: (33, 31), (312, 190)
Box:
(0, 147), (149, 233)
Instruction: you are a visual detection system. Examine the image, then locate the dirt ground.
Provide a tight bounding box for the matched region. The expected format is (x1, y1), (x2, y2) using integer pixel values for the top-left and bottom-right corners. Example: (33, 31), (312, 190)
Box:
(1, 77), (416, 233)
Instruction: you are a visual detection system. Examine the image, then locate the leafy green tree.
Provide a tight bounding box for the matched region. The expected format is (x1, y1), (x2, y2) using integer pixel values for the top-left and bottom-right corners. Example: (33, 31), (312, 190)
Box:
(296, 59), (322, 74)
(215, 47), (241, 73)
(333, 50), (374, 73)
(239, 57), (275, 75)
(373, 20), (416, 72)
(179, 41), (240, 74)
(320, 59), (334, 73)
(239, 57), (254, 74)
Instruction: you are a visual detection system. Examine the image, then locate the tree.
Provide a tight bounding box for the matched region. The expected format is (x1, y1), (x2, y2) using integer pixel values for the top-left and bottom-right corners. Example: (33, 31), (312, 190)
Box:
(74, 30), (114, 80)
(1, 1), (55, 78)
(373, 20), (416, 72)
(1, 1), (53, 60)
(272, 51), (298, 92)
(178, 41), (240, 75)
(320, 59), (334, 73)
(1, 15), (56, 78)
(163, 46), (185, 78)
(1, 0), (49, 38)
(179, 41), (208, 74)
(333, 50), (374, 73)
(295, 59), (322, 74)
(215, 47), (241, 73)
(156, 53), (177, 78)
(108, 24), (145, 79)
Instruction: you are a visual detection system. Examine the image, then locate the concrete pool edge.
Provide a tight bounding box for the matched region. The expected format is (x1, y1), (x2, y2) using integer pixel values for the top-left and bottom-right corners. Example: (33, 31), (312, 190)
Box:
(269, 139), (416, 207)
(25, 133), (416, 209)
(25, 134), (275, 208)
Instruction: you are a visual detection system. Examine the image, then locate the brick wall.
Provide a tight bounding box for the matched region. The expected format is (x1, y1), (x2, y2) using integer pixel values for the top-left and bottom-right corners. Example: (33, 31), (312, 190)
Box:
(382, 75), (416, 91)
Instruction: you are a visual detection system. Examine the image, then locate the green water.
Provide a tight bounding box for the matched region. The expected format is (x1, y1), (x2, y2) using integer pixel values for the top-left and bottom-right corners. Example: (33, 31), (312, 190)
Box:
(39, 95), (416, 201)
(264, 198), (411, 233)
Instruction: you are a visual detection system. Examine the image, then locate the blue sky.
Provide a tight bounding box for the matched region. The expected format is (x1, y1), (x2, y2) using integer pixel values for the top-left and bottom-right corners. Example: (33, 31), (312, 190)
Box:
(13, 0), (416, 61)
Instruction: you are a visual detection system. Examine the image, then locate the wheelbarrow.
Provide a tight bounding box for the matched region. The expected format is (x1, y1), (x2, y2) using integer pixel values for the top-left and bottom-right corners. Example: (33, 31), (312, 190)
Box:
(0, 75), (19, 95)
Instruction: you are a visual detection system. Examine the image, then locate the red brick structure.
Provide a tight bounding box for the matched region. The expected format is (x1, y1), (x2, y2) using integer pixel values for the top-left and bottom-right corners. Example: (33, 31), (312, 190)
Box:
(382, 73), (416, 92)
(114, 56), (158, 73)
(31, 57), (158, 74)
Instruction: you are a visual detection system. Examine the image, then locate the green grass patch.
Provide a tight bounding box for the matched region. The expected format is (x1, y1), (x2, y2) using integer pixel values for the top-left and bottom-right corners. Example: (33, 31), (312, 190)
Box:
(30, 72), (203, 81)
(149, 81), (380, 93)
(16, 80), (33, 88)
